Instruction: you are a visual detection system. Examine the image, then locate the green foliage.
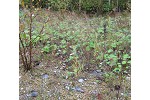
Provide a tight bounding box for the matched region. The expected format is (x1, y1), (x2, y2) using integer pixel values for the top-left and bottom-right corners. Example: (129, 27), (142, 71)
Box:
(81, 0), (99, 11)
(48, 0), (71, 10)
(19, 6), (130, 99)
(42, 45), (50, 53)
(103, 72), (116, 82)
(85, 41), (95, 51)
(20, 8), (130, 78)
(20, 0), (131, 14)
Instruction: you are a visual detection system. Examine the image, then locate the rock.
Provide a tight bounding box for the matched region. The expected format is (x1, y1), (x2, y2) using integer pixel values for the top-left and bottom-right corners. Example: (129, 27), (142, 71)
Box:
(65, 85), (70, 90)
(73, 86), (84, 93)
(90, 70), (103, 77)
(28, 90), (38, 97)
(78, 78), (84, 83)
(96, 70), (101, 73)
(126, 76), (130, 81)
(42, 73), (49, 79)
(31, 91), (38, 97)
(121, 93), (124, 96)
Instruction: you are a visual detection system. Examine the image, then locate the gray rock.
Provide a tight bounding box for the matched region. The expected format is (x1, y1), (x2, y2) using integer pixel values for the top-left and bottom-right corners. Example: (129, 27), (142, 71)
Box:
(31, 91), (38, 97)
(78, 78), (84, 83)
(73, 86), (84, 93)
(90, 70), (103, 77)
(27, 90), (38, 97)
(42, 73), (49, 79)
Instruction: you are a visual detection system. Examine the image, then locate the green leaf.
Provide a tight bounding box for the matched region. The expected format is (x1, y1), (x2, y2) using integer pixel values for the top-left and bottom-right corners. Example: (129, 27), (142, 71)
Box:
(107, 49), (113, 53)
(113, 68), (121, 73)
(86, 46), (91, 51)
(20, 33), (29, 39)
(42, 45), (50, 53)
(74, 68), (78, 74)
(62, 50), (67, 54)
(122, 61), (127, 65)
(67, 71), (74, 77)
(126, 66), (129, 69)
(127, 60), (131, 64)
(61, 39), (66, 44)
(118, 64), (122, 68)
(89, 41), (95, 48)
(68, 56), (74, 61)
(109, 54), (117, 60)
(33, 36), (40, 43)
(117, 63), (121, 65)
(106, 61), (110, 64)
(123, 54), (130, 59)
(98, 28), (104, 33)
(104, 54), (109, 58)
(111, 43), (116, 48)
(96, 80), (100, 83)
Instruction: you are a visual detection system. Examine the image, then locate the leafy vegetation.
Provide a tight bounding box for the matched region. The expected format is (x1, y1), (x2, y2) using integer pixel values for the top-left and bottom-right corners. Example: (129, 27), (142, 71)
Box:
(19, 0), (130, 99)
(20, 0), (131, 14)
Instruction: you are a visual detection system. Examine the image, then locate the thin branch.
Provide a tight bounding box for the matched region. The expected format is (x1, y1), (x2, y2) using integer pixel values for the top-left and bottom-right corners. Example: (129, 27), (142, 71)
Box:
(29, 0), (33, 69)
(19, 34), (28, 71)
(19, 44), (26, 69)
(31, 17), (49, 43)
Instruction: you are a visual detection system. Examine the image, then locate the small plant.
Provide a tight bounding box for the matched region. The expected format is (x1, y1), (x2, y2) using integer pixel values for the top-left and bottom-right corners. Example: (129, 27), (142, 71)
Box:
(19, 0), (34, 72)
(20, 5), (130, 99)
(19, 0), (49, 72)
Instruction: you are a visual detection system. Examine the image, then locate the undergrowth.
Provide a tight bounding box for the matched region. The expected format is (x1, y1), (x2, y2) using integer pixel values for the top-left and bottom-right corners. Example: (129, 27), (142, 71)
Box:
(19, 8), (130, 99)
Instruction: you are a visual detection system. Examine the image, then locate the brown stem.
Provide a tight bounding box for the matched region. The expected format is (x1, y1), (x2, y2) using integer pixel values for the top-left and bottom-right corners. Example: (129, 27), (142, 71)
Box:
(19, 34), (28, 71)
(31, 18), (49, 43)
(29, 0), (33, 70)
(19, 44), (26, 70)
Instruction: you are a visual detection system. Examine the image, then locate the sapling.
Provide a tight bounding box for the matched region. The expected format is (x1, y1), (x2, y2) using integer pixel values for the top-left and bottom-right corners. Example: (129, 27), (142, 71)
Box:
(19, 0), (34, 72)
(19, 0), (49, 72)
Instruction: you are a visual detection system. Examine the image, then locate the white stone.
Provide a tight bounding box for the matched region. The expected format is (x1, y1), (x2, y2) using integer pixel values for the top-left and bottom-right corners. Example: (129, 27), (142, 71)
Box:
(78, 79), (84, 83)
(121, 93), (124, 96)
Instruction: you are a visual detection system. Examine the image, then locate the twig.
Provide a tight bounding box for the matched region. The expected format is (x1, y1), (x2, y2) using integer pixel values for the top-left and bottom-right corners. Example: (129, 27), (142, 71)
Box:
(31, 17), (49, 43)
(29, 0), (33, 70)
(19, 34), (29, 71)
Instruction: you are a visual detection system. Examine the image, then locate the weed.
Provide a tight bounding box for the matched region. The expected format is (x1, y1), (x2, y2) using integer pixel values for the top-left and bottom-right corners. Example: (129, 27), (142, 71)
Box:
(20, 8), (130, 99)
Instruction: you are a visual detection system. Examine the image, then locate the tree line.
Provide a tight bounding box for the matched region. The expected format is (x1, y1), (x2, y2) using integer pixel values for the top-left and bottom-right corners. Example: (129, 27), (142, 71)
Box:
(20, 0), (131, 15)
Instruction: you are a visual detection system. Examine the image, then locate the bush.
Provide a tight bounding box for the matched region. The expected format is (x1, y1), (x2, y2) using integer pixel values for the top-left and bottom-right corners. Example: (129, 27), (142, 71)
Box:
(20, 0), (131, 14)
